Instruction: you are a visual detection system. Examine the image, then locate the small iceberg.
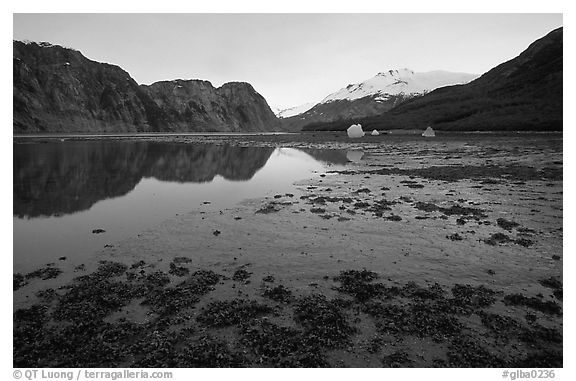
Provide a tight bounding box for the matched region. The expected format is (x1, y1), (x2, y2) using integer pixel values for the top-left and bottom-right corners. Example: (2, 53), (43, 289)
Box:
(347, 124), (365, 138)
(371, 129), (380, 136)
(422, 126), (435, 137)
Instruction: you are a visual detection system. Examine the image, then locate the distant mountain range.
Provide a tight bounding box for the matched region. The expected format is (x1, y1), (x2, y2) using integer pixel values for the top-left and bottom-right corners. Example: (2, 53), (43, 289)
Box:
(275, 102), (317, 119)
(13, 27), (562, 134)
(279, 69), (477, 130)
(13, 41), (280, 133)
(302, 27), (563, 132)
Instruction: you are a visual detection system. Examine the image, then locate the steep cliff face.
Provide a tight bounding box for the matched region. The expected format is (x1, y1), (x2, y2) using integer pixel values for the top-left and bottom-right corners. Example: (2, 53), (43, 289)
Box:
(13, 41), (280, 133)
(142, 80), (280, 132)
(13, 41), (165, 133)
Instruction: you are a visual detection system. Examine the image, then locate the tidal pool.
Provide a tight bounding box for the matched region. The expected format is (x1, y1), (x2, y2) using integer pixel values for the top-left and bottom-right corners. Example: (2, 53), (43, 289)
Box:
(13, 139), (347, 272)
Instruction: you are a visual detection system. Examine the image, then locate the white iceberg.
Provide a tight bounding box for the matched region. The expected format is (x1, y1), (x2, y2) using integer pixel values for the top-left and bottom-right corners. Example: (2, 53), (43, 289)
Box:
(347, 124), (365, 138)
(422, 126), (435, 137)
(371, 129), (380, 136)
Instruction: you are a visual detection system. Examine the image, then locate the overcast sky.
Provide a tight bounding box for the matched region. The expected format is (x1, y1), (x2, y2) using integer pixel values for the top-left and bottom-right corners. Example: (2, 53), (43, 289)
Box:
(13, 13), (562, 110)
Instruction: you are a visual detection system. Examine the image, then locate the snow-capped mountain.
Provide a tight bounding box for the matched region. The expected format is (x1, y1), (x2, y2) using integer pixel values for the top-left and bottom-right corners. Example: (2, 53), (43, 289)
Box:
(281, 69), (478, 131)
(275, 102), (317, 118)
(322, 69), (478, 103)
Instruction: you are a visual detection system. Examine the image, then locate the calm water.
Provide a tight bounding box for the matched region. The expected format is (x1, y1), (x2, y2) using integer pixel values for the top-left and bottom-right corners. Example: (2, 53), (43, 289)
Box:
(13, 140), (348, 272)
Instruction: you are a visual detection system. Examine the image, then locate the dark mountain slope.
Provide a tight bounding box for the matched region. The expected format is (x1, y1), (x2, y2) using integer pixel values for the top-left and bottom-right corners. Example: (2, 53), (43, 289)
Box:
(304, 27), (562, 132)
(13, 41), (280, 133)
(142, 80), (280, 132)
(13, 41), (166, 133)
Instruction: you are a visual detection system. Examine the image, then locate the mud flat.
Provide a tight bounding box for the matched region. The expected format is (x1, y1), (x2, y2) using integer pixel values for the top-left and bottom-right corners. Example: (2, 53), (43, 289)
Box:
(14, 132), (562, 367)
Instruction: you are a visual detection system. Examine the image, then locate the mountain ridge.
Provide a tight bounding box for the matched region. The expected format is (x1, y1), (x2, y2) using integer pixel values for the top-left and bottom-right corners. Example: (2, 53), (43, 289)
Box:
(302, 27), (563, 132)
(13, 40), (280, 133)
(281, 69), (477, 131)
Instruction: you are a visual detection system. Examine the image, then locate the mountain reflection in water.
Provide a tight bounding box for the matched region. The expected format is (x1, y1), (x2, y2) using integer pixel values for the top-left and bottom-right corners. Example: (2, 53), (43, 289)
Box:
(14, 141), (275, 218)
(14, 140), (347, 218)
(14, 140), (348, 271)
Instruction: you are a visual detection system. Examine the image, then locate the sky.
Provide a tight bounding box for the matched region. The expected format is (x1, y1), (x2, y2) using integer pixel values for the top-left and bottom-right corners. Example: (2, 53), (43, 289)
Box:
(13, 13), (562, 110)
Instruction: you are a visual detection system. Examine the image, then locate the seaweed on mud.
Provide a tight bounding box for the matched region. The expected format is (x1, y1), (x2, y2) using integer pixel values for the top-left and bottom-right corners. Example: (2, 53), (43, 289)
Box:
(451, 284), (497, 310)
(256, 204), (280, 214)
(335, 269), (378, 284)
(519, 351), (562, 368)
(15, 308), (144, 368)
(142, 270), (221, 315)
(74, 264), (86, 271)
(366, 336), (385, 354)
(520, 324), (562, 345)
(353, 201), (370, 209)
(384, 214), (402, 221)
(553, 289), (563, 300)
(14, 273), (27, 290)
(263, 285), (294, 304)
(169, 263), (190, 277)
(331, 164), (562, 182)
(53, 277), (137, 322)
(484, 232), (512, 246)
(414, 202), (439, 213)
(307, 196), (353, 205)
(365, 300), (462, 341)
(130, 260), (146, 269)
(332, 269), (390, 301)
(36, 288), (58, 302)
(477, 311), (523, 341)
(310, 207), (326, 214)
(441, 205), (487, 218)
(131, 331), (181, 367)
(197, 299), (273, 328)
(175, 335), (247, 367)
(262, 275), (275, 283)
(381, 351), (413, 367)
(539, 277), (562, 290)
(51, 262), (133, 322)
(141, 270), (171, 289)
(25, 266), (62, 281)
(413, 202), (487, 220)
(14, 304), (49, 328)
(232, 268), (252, 282)
(240, 321), (327, 367)
(141, 286), (200, 316)
(497, 218), (520, 231)
(366, 199), (397, 217)
(95, 261), (128, 278)
(173, 257), (193, 264)
(447, 337), (507, 367)
(515, 238), (534, 247)
(401, 282), (444, 300)
(446, 233), (463, 241)
(293, 294), (356, 348)
(503, 294), (562, 315)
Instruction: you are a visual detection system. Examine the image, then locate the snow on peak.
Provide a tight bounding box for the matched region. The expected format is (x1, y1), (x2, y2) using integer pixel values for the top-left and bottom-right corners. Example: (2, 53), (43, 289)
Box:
(321, 69), (477, 103)
(275, 102), (317, 118)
